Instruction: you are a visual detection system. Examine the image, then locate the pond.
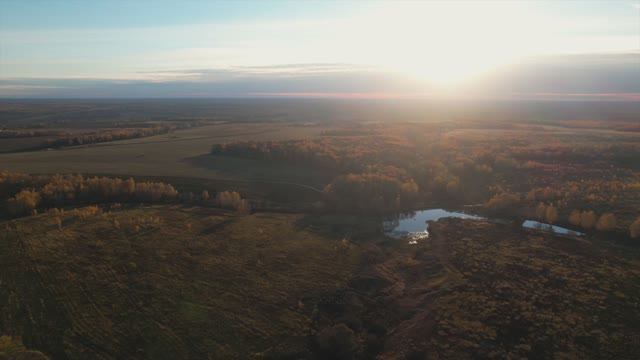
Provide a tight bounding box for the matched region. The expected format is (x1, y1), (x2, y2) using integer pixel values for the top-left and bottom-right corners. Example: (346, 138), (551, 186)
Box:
(384, 208), (585, 243)
(522, 220), (585, 237)
(383, 209), (485, 241)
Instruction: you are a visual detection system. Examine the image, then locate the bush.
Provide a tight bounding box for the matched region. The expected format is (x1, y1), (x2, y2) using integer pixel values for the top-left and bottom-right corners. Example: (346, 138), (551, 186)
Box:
(315, 324), (358, 360)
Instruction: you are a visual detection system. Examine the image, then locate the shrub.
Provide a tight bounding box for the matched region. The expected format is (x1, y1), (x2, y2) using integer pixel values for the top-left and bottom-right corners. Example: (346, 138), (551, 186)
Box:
(0, 335), (26, 354)
(315, 324), (358, 360)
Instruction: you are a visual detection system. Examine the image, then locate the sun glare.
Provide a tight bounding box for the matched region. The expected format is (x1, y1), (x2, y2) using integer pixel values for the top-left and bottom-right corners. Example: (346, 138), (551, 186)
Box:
(352, 1), (536, 87)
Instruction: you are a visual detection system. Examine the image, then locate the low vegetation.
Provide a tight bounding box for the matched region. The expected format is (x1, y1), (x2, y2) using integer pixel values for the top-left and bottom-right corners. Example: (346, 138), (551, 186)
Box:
(0, 207), (359, 359)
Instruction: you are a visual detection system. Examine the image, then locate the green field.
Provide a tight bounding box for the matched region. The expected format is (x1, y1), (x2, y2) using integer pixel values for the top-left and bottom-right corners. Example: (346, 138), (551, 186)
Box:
(0, 123), (333, 206)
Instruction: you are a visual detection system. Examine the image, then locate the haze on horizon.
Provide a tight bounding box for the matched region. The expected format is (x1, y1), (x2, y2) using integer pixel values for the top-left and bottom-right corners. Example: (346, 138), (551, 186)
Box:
(1, 0), (639, 100)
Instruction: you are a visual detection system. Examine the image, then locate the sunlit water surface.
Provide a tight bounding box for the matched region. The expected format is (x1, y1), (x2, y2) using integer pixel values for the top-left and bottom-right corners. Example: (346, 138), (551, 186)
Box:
(384, 208), (584, 244)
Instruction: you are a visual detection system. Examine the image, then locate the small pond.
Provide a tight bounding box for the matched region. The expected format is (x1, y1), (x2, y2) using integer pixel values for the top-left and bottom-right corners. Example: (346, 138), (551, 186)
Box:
(384, 208), (585, 243)
(522, 220), (585, 237)
(383, 209), (485, 241)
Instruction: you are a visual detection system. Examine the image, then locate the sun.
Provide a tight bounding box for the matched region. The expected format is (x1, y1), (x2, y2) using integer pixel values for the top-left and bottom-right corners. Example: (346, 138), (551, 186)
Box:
(351, 1), (535, 87)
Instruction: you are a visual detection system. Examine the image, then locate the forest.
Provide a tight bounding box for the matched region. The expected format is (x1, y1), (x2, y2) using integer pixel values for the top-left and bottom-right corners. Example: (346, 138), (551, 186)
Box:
(211, 121), (640, 237)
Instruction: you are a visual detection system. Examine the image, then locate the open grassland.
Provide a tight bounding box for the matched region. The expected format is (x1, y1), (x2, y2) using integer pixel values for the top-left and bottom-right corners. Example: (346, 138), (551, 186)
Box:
(0, 206), (360, 359)
(0, 122), (328, 189)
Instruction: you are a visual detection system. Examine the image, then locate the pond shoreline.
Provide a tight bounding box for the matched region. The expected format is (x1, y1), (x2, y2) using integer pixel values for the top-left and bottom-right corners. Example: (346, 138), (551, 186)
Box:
(384, 208), (585, 242)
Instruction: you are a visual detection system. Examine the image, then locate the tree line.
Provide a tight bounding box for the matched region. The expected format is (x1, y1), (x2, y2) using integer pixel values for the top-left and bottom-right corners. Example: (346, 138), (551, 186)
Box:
(45, 126), (173, 148)
(484, 191), (638, 237)
(0, 171), (249, 217)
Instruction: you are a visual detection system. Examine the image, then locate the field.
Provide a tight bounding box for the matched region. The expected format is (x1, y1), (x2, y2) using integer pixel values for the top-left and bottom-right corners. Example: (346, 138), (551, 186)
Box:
(372, 219), (640, 359)
(0, 206), (361, 359)
(2, 206), (638, 359)
(0, 123), (327, 189)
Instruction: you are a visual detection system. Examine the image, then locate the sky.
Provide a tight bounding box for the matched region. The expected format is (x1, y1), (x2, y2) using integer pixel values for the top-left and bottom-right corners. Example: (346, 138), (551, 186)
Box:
(0, 0), (639, 99)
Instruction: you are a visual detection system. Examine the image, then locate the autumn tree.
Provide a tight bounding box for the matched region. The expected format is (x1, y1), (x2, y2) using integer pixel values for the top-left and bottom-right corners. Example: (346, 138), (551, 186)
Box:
(545, 205), (559, 224)
(324, 172), (418, 213)
(484, 192), (520, 213)
(215, 191), (251, 213)
(445, 177), (460, 195)
(535, 203), (547, 220)
(568, 210), (581, 226)
(7, 189), (40, 216)
(580, 210), (597, 230)
(595, 213), (617, 231)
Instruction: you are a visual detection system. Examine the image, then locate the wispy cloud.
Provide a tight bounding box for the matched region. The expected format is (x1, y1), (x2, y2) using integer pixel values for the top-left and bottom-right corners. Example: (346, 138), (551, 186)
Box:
(1, 53), (638, 100)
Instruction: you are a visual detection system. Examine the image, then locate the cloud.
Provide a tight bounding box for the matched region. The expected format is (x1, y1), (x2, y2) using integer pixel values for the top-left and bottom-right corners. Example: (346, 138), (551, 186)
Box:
(0, 64), (424, 98)
(1, 53), (638, 100)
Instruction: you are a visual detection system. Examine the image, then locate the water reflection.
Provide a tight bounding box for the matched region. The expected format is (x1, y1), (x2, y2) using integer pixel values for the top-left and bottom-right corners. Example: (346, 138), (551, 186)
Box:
(522, 220), (584, 236)
(384, 209), (485, 242)
(384, 208), (585, 243)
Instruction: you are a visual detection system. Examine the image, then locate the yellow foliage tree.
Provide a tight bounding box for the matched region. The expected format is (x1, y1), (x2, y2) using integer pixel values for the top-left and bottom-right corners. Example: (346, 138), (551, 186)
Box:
(535, 203), (546, 220)
(580, 210), (597, 230)
(545, 205), (559, 224)
(595, 213), (617, 231)
(7, 189), (40, 216)
(485, 192), (520, 211)
(568, 210), (581, 226)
